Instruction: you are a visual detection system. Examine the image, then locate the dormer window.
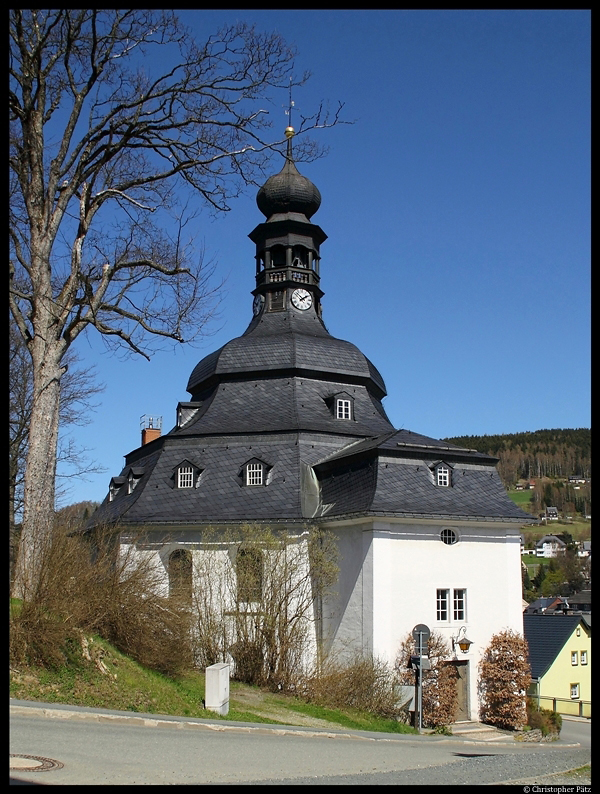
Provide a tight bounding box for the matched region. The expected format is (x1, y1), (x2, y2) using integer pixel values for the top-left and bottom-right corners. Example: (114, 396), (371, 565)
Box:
(172, 460), (202, 489)
(431, 462), (453, 487)
(326, 392), (355, 421)
(127, 470), (142, 494)
(176, 402), (201, 429)
(109, 476), (125, 501)
(240, 458), (271, 487)
(125, 467), (144, 495)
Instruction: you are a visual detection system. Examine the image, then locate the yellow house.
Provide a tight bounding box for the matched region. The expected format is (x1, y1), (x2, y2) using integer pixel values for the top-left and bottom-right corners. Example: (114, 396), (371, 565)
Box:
(524, 613), (591, 717)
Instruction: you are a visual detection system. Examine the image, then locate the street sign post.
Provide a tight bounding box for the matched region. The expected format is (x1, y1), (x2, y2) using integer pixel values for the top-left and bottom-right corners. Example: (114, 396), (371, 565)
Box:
(411, 624), (430, 732)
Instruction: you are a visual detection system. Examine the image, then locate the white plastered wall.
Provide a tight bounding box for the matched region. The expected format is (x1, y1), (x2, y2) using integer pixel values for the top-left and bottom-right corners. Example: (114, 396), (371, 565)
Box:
(322, 518), (524, 721)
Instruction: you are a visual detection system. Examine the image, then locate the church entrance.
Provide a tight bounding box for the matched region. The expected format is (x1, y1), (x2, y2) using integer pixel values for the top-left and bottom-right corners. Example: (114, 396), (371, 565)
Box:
(451, 660), (470, 721)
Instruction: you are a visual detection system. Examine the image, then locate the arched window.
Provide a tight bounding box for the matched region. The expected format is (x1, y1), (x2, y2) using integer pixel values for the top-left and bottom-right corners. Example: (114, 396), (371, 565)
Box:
(236, 547), (263, 603)
(168, 549), (193, 603)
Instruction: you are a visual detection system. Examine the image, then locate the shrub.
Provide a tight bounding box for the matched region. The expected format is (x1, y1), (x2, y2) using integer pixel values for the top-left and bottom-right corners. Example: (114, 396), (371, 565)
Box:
(301, 652), (401, 718)
(478, 630), (531, 730)
(10, 518), (194, 677)
(526, 698), (562, 736)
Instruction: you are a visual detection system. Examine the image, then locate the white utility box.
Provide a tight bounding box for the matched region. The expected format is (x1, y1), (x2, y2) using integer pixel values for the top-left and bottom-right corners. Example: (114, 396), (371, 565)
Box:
(205, 663), (230, 715)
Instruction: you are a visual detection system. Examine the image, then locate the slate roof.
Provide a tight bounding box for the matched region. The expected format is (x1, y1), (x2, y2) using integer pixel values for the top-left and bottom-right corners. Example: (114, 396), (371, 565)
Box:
(91, 432), (355, 526)
(316, 447), (532, 523)
(187, 308), (387, 399)
(523, 614), (591, 679)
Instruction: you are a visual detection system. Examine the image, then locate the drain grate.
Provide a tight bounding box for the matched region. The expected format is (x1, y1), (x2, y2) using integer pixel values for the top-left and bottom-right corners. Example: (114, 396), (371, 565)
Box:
(10, 754), (64, 772)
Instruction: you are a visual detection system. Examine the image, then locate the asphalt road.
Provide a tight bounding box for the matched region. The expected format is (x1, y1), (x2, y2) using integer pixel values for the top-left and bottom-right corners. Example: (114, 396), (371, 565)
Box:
(9, 700), (591, 786)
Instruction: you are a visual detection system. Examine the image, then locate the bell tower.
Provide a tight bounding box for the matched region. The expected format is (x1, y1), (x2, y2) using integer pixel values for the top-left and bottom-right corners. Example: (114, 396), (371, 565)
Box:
(248, 126), (327, 319)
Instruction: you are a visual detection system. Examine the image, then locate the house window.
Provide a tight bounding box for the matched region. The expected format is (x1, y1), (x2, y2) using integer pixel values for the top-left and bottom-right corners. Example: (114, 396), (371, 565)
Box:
(436, 589), (449, 621)
(437, 466), (450, 487)
(576, 627), (581, 637)
(237, 547), (263, 603)
(178, 465), (194, 489)
(580, 651), (587, 665)
(441, 528), (458, 545)
(109, 482), (122, 501)
(246, 462), (264, 486)
(336, 399), (351, 420)
(571, 651), (578, 666)
(453, 589), (466, 621)
(570, 683), (579, 700)
(168, 549), (193, 603)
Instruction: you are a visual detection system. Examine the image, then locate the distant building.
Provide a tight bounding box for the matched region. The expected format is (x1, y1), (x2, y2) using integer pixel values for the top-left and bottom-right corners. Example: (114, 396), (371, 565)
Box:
(535, 534), (566, 558)
(578, 541), (591, 558)
(568, 589), (591, 612)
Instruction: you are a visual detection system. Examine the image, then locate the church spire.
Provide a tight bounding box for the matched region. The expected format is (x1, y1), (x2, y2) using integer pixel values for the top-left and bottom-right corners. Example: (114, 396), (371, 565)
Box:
(249, 115), (326, 320)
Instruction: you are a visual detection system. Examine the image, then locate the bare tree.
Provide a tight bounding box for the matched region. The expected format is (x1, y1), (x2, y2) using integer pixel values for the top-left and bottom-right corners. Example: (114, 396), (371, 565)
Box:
(9, 10), (345, 597)
(10, 317), (104, 585)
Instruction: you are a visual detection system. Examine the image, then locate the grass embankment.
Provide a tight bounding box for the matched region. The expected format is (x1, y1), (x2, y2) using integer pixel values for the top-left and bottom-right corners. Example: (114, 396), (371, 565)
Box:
(9, 634), (417, 735)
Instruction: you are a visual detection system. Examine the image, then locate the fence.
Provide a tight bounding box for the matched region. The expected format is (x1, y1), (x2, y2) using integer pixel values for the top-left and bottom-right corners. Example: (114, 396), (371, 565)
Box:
(537, 695), (591, 718)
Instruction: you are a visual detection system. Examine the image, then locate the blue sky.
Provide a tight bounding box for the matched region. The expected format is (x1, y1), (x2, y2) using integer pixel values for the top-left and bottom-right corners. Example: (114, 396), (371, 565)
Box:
(60, 10), (590, 507)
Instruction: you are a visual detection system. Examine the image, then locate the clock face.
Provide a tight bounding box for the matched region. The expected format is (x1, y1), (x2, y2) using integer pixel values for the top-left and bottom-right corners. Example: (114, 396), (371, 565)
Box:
(291, 288), (312, 311)
(252, 294), (264, 316)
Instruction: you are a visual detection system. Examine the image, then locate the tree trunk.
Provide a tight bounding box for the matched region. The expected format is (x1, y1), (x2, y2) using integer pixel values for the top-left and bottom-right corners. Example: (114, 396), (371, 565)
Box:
(12, 341), (64, 600)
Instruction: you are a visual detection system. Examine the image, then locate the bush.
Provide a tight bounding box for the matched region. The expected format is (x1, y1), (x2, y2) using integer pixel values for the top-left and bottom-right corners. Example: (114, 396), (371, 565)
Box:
(478, 630), (531, 730)
(10, 518), (194, 677)
(526, 698), (562, 736)
(301, 652), (401, 718)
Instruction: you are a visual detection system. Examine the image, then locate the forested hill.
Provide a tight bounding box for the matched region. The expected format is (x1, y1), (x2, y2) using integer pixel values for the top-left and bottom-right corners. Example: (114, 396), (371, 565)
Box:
(443, 428), (591, 486)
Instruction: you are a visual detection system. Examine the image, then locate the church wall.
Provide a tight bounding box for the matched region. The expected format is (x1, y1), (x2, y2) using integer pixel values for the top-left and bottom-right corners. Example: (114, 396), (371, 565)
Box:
(120, 527), (320, 675)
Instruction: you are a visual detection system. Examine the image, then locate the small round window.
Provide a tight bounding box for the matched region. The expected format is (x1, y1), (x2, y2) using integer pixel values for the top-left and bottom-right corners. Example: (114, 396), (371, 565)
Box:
(441, 528), (458, 545)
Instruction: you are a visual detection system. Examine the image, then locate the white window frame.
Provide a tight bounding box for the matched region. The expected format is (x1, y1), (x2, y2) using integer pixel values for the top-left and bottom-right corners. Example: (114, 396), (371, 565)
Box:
(336, 398), (352, 420)
(127, 473), (140, 494)
(453, 589), (467, 621)
(437, 465), (450, 487)
(177, 465), (194, 489)
(571, 651), (578, 666)
(436, 588), (450, 621)
(246, 462), (264, 486)
(109, 483), (120, 502)
(570, 683), (579, 700)
(580, 651), (587, 665)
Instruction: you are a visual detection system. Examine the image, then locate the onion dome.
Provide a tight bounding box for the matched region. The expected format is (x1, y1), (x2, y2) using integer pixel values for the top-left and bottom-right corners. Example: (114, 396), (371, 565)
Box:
(256, 148), (321, 220)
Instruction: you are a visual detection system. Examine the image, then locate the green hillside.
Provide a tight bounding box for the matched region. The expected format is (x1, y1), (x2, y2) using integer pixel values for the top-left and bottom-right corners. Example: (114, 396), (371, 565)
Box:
(444, 428), (591, 517)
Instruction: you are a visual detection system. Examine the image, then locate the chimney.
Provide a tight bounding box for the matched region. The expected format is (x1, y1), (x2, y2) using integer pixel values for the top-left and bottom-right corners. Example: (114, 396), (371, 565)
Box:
(140, 414), (162, 445)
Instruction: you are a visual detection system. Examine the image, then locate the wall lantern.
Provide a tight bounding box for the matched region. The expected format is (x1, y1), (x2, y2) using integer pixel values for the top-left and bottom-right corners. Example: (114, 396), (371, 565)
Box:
(452, 626), (473, 654)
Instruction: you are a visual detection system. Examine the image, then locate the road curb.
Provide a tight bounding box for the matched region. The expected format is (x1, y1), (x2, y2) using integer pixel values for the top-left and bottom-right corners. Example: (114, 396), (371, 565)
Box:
(9, 703), (584, 748)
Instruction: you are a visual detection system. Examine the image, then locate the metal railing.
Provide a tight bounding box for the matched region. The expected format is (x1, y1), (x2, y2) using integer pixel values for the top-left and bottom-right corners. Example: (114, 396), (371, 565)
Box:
(536, 695), (591, 718)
